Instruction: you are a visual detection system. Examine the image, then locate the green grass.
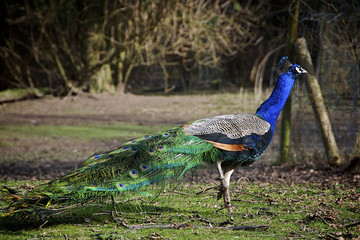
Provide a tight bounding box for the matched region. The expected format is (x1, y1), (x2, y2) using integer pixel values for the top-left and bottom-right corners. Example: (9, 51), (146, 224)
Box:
(0, 89), (34, 99)
(0, 123), (172, 164)
(1, 180), (359, 239)
(0, 123), (170, 141)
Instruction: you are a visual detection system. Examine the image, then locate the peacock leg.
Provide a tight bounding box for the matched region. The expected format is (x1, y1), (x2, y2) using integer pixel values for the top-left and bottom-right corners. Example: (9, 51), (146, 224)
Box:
(221, 168), (235, 213)
(216, 159), (225, 180)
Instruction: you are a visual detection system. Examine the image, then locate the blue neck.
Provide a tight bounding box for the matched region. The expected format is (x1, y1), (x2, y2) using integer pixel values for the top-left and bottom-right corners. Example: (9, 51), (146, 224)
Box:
(255, 71), (295, 132)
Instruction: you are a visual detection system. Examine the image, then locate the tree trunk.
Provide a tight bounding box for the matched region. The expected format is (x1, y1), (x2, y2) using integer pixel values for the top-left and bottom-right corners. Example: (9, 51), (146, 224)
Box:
(346, 132), (360, 172)
(295, 37), (342, 167)
(279, 0), (299, 163)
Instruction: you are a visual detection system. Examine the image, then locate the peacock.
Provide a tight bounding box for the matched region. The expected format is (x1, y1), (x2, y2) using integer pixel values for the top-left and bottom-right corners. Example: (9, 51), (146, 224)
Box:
(1, 58), (307, 223)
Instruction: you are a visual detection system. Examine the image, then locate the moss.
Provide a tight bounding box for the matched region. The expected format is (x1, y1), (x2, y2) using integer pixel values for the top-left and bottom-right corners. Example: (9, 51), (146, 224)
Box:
(0, 123), (170, 141)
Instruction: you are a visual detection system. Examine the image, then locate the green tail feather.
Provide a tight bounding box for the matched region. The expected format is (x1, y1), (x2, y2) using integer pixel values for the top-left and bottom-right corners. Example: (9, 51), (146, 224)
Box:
(1, 126), (220, 222)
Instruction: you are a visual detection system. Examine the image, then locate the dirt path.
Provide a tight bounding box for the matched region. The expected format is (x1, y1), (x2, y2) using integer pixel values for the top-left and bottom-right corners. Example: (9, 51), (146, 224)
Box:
(0, 93), (255, 125)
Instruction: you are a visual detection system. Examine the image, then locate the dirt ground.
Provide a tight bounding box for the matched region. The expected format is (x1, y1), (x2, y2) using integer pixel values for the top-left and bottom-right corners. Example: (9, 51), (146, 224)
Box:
(0, 93), (359, 186)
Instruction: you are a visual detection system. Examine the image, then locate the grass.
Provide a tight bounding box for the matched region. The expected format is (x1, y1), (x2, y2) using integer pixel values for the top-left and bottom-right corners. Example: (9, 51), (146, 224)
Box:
(0, 123), (172, 165)
(0, 89), (35, 99)
(0, 123), (171, 142)
(1, 180), (359, 239)
(0, 88), (48, 99)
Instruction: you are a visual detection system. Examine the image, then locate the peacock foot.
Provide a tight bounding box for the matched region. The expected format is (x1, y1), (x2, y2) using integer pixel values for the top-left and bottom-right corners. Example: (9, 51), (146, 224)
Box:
(217, 185), (224, 200)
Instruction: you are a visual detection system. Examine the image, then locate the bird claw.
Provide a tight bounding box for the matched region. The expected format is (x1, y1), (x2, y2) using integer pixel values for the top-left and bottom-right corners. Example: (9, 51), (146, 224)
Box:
(215, 205), (234, 215)
(217, 191), (223, 201)
(217, 185), (225, 200)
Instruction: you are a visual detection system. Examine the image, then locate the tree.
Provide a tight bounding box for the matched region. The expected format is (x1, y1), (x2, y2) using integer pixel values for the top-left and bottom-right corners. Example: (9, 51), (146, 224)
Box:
(278, 0), (299, 163)
(0, 0), (264, 95)
(295, 37), (342, 166)
(100, 0), (263, 93)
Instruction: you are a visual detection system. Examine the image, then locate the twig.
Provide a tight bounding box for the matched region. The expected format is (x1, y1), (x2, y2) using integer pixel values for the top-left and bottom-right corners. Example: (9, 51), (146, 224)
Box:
(270, 190), (287, 203)
(343, 221), (360, 229)
(196, 186), (218, 195)
(309, 213), (336, 228)
(111, 195), (119, 217)
(114, 196), (145, 204)
(227, 225), (270, 230)
(315, 214), (330, 226)
(120, 223), (269, 230)
(167, 190), (191, 196)
(115, 211), (162, 216)
(195, 213), (215, 225)
(39, 220), (48, 240)
(216, 207), (226, 215)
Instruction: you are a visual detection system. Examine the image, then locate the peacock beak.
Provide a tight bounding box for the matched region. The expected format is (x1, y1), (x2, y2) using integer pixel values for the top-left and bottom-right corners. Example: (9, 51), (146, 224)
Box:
(300, 68), (307, 74)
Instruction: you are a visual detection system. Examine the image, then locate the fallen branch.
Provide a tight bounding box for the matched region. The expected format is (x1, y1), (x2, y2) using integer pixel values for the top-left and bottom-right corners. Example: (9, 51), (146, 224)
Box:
(343, 221), (360, 229)
(167, 190), (191, 196)
(195, 213), (215, 225)
(196, 185), (218, 195)
(0, 92), (44, 105)
(120, 222), (269, 230)
(227, 225), (269, 230)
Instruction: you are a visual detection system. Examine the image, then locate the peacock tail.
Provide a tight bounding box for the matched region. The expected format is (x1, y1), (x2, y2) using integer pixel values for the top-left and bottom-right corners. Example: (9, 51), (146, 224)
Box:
(44, 126), (221, 198)
(1, 125), (222, 221)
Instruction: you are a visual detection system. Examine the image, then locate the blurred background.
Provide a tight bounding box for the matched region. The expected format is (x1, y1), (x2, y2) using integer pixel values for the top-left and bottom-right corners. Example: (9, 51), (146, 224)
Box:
(0, 0), (359, 177)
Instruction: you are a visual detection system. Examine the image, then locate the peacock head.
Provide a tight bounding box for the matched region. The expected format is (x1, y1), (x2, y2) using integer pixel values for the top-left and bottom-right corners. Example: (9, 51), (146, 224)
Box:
(288, 64), (307, 77)
(278, 56), (307, 78)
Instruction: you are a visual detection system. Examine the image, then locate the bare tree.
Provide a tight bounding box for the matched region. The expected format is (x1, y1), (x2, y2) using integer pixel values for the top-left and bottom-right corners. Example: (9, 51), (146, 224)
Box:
(97, 0), (263, 93)
(295, 37), (342, 166)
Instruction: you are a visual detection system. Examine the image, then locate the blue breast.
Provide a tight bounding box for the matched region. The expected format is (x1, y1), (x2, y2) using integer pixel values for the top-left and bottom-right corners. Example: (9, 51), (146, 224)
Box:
(220, 129), (273, 167)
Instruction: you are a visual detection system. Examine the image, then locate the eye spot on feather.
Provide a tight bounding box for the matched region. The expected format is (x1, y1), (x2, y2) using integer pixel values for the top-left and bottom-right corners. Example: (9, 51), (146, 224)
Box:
(116, 183), (125, 190)
(129, 170), (138, 178)
(163, 133), (169, 137)
(140, 164), (148, 171)
(145, 136), (151, 139)
(131, 140), (137, 143)
(149, 148), (154, 154)
(131, 147), (137, 152)
(121, 147), (129, 152)
(93, 155), (100, 159)
(157, 145), (164, 151)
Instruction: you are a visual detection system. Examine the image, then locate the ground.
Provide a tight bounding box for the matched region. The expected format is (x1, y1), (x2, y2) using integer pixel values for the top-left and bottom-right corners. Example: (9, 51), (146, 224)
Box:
(0, 92), (358, 184)
(0, 93), (359, 183)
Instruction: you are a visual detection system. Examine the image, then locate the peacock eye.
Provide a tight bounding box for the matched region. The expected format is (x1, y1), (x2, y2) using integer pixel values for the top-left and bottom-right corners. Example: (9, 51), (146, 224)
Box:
(129, 170), (138, 178)
(140, 164), (148, 171)
(163, 133), (169, 136)
(149, 148), (154, 154)
(157, 145), (164, 151)
(93, 155), (100, 159)
(116, 183), (125, 189)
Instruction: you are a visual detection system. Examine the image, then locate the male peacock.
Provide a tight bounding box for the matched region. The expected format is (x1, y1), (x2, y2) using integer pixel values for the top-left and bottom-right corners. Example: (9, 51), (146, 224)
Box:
(1, 58), (307, 222)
